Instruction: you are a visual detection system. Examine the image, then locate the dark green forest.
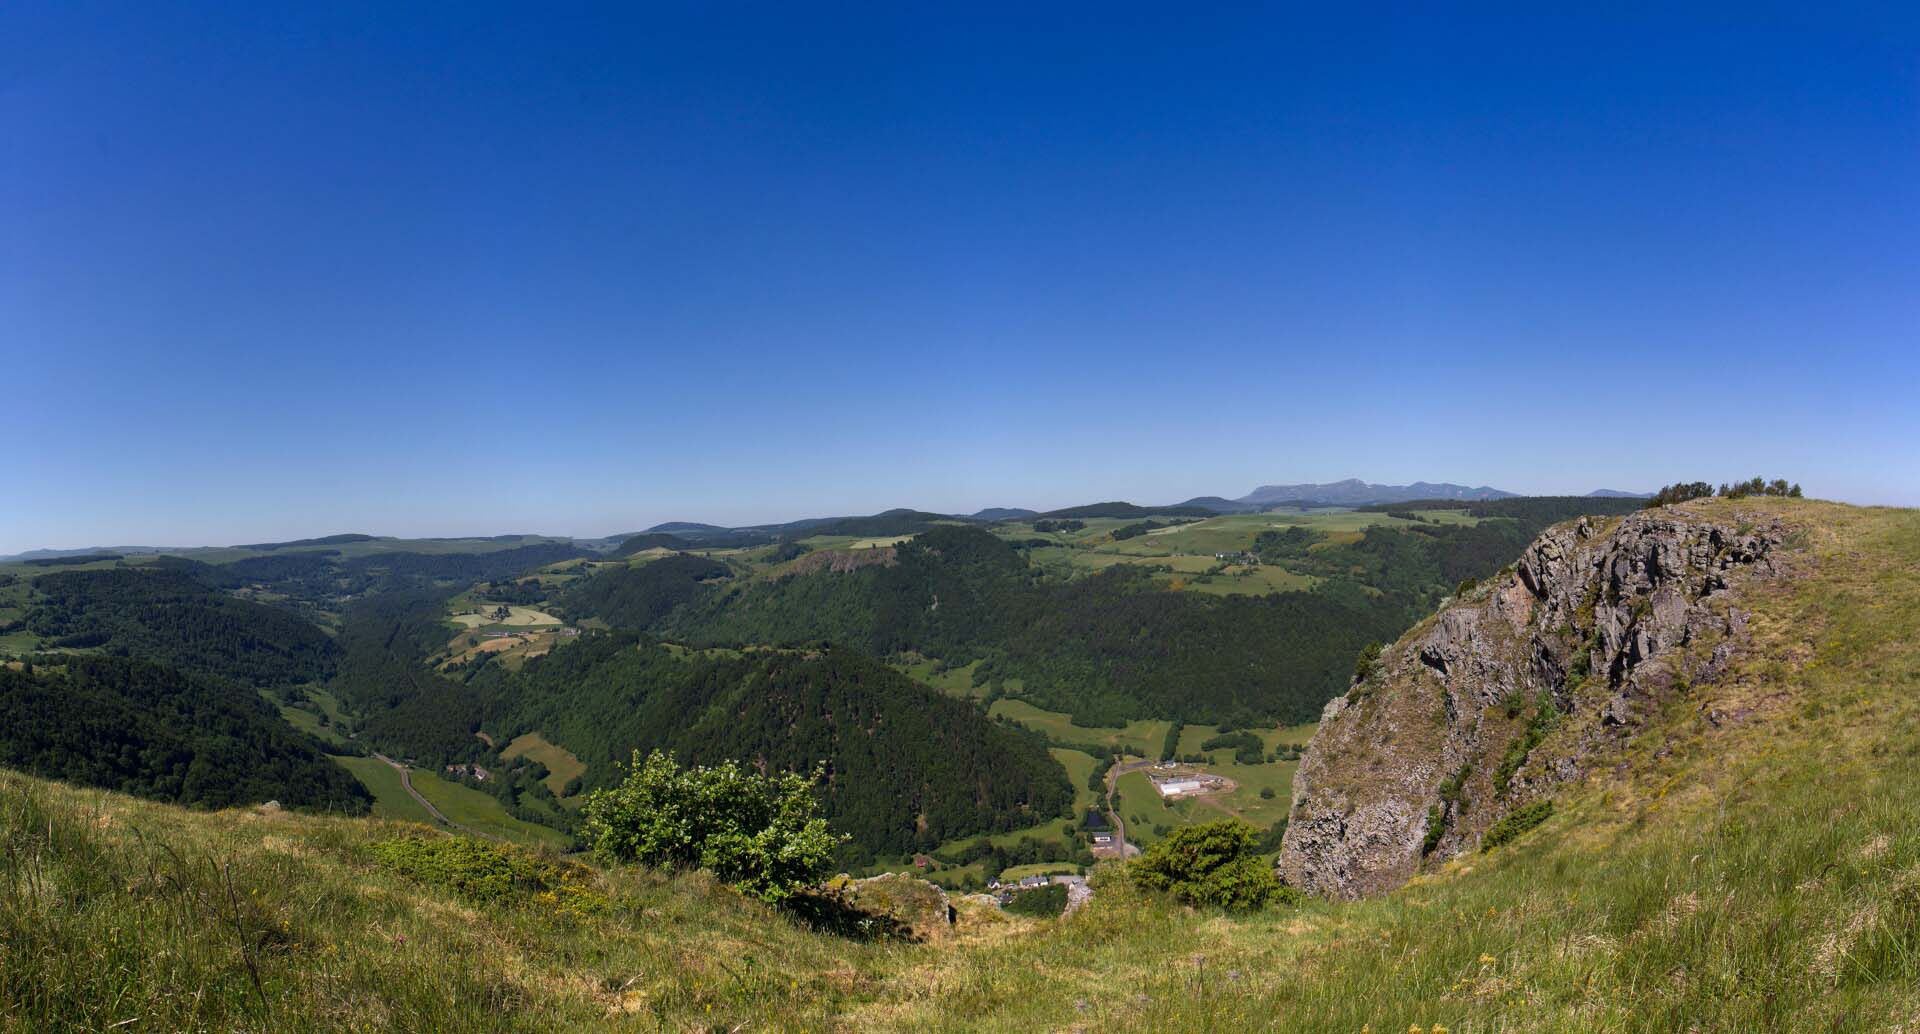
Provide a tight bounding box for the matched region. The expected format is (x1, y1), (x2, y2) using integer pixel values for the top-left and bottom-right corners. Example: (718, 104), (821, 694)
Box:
(560, 554), (731, 629)
(26, 568), (339, 686)
(329, 590), (485, 762)
(472, 636), (1072, 860)
(574, 526), (1404, 725)
(0, 656), (370, 813)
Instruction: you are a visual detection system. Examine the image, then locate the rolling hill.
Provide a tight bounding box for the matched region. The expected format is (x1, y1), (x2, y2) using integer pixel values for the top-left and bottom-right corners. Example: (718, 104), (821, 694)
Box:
(4, 496), (1913, 1031)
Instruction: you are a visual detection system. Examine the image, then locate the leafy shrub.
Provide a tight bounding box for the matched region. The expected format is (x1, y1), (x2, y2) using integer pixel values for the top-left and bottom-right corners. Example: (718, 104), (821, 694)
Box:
(1003, 883), (1068, 918)
(1129, 820), (1295, 911)
(1482, 800), (1554, 850)
(581, 750), (843, 902)
(369, 835), (606, 915)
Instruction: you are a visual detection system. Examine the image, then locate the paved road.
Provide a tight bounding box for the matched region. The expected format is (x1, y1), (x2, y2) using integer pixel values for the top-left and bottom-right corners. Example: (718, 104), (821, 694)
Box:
(1099, 759), (1151, 859)
(373, 753), (501, 841)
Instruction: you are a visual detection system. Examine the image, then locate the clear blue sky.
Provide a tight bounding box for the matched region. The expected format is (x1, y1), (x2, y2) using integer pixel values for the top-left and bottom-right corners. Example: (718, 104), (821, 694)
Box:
(5, 3), (1916, 551)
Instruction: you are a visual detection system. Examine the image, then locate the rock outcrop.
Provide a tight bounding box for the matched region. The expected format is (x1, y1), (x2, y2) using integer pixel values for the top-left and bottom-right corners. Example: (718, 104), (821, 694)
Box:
(1277, 505), (1792, 899)
(825, 872), (956, 941)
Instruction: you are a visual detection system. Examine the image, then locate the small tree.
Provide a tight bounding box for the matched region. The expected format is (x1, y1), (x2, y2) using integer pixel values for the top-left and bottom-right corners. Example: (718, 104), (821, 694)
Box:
(581, 750), (843, 902)
(1353, 641), (1383, 683)
(1129, 820), (1295, 911)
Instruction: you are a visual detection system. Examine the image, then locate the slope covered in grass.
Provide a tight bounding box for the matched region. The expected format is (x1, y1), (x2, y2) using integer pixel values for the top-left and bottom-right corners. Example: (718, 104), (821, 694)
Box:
(2, 499), (1915, 1031)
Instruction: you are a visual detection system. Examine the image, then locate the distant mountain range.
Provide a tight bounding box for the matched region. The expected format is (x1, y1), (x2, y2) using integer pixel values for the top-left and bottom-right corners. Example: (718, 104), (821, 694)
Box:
(3, 481), (1653, 560)
(1237, 479), (1516, 507)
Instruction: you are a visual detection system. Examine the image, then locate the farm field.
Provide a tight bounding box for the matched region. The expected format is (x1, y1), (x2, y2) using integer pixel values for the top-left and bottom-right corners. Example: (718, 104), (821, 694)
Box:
(401, 769), (571, 848)
(988, 699), (1170, 756)
(795, 534), (918, 551)
(499, 731), (588, 798)
(329, 755), (435, 824)
(449, 604), (561, 628)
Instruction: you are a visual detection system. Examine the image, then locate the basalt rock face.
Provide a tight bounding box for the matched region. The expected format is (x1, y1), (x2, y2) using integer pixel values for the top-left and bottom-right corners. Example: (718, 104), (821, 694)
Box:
(1277, 506), (1790, 899)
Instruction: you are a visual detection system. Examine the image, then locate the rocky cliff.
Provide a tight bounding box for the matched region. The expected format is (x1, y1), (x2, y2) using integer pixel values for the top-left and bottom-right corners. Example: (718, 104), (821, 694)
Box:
(1277, 504), (1793, 898)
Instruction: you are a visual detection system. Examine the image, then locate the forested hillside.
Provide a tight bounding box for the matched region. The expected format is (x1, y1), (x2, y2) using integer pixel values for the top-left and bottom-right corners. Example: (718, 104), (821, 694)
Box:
(475, 634), (1073, 860)
(560, 554), (730, 628)
(329, 590), (485, 761)
(0, 656), (369, 812)
(25, 568), (339, 686)
(569, 526), (1411, 725)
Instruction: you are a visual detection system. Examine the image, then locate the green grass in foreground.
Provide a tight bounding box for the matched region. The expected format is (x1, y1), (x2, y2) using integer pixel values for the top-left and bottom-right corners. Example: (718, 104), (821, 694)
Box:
(2, 500), (1916, 1031)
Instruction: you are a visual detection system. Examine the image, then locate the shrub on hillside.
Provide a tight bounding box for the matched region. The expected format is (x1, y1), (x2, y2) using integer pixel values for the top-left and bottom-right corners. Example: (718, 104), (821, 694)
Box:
(1483, 799), (1554, 850)
(1129, 820), (1299, 911)
(1003, 883), (1068, 918)
(369, 835), (606, 915)
(581, 750), (843, 902)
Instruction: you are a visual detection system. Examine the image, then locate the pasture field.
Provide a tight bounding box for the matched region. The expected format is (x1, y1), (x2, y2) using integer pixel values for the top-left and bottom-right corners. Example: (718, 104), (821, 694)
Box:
(1177, 564), (1320, 595)
(499, 731), (588, 798)
(329, 755), (435, 824)
(271, 685), (355, 748)
(892, 655), (986, 698)
(1188, 758), (1298, 829)
(439, 627), (567, 671)
(1113, 769), (1188, 845)
(448, 604), (561, 628)
(401, 769), (571, 849)
(1172, 721), (1318, 759)
(1159, 721), (1316, 828)
(989, 699), (1170, 756)
(1049, 748), (1101, 817)
(790, 533), (920, 554)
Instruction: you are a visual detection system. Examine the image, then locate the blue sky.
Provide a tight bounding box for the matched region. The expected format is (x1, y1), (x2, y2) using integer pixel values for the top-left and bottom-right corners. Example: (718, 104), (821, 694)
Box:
(5, 3), (1916, 550)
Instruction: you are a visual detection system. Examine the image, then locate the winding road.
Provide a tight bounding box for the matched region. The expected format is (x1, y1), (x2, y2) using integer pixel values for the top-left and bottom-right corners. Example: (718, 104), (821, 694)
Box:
(1099, 759), (1151, 859)
(373, 753), (501, 841)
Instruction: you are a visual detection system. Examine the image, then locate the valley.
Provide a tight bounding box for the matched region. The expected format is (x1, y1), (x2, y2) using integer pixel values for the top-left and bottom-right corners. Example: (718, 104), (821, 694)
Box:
(0, 492), (1652, 890)
(4, 494), (1912, 1031)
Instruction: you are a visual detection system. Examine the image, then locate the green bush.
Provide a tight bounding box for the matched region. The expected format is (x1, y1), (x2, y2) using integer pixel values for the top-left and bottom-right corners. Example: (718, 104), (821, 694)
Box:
(1129, 820), (1296, 911)
(1003, 883), (1068, 918)
(368, 835), (606, 915)
(1483, 799), (1554, 850)
(581, 749), (843, 902)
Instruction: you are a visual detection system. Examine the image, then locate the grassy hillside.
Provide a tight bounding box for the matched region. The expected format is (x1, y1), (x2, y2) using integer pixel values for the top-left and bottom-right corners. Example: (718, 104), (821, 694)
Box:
(3, 499), (1915, 1031)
